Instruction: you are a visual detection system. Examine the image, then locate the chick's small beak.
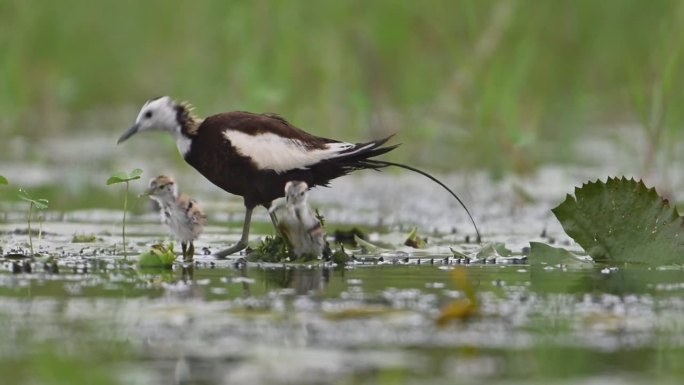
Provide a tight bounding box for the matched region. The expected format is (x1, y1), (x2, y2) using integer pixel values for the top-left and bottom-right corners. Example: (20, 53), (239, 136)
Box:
(117, 123), (140, 144)
(139, 187), (153, 198)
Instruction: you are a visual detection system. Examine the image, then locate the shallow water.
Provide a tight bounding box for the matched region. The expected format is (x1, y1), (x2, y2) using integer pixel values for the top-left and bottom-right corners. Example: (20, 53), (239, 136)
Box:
(2, 207), (684, 384)
(3, 258), (684, 384)
(3, 132), (684, 384)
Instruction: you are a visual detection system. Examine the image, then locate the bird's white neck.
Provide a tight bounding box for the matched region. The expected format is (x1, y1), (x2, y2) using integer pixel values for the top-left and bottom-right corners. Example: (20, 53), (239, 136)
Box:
(175, 133), (192, 156)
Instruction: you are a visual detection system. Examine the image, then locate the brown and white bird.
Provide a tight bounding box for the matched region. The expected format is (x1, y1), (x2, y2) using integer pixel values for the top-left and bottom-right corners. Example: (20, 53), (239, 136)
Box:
(143, 175), (207, 262)
(270, 181), (326, 258)
(118, 96), (480, 258)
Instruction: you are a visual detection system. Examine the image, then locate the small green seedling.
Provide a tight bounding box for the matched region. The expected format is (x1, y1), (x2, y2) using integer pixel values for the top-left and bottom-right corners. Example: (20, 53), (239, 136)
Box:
(18, 189), (49, 255)
(106, 168), (143, 258)
(0, 175), (8, 185)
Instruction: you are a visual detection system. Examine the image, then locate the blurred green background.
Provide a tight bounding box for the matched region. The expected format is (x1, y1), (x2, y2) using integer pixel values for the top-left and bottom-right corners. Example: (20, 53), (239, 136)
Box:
(2, 0), (684, 175)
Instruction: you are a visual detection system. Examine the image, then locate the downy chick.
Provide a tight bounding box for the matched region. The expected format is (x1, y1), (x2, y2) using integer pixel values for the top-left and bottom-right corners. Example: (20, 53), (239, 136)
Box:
(270, 181), (326, 258)
(144, 175), (207, 262)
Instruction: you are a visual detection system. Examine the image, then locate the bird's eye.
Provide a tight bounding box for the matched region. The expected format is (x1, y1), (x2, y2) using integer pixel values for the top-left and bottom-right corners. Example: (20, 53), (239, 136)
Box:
(144, 111), (153, 119)
(299, 192), (304, 196)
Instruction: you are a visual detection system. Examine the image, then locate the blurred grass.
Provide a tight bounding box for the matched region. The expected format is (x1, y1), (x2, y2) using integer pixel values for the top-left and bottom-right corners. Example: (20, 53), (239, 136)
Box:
(1, 0), (684, 174)
(0, 185), (148, 213)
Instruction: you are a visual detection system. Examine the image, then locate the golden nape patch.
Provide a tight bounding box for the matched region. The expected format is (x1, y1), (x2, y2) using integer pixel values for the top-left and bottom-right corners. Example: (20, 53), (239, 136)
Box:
(178, 101), (203, 135)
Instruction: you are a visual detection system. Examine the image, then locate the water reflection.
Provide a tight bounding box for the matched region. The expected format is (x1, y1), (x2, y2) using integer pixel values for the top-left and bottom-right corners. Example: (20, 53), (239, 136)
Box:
(4, 257), (684, 302)
(258, 267), (331, 295)
(2, 260), (684, 384)
(237, 263), (251, 297)
(180, 263), (194, 283)
(531, 266), (684, 296)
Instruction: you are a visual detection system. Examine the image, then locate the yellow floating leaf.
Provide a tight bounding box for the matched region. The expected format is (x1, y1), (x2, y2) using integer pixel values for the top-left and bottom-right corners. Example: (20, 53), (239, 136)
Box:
(436, 299), (477, 326)
(436, 267), (479, 326)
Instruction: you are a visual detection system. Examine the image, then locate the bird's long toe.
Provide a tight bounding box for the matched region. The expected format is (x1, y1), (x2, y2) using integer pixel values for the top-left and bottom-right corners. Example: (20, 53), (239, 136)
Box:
(213, 240), (248, 259)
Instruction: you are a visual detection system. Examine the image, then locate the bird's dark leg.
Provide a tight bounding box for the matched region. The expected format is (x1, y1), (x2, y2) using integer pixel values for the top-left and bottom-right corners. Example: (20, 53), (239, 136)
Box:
(269, 211), (279, 230)
(213, 207), (253, 259)
(181, 242), (188, 260)
(264, 202), (281, 235)
(185, 241), (195, 262)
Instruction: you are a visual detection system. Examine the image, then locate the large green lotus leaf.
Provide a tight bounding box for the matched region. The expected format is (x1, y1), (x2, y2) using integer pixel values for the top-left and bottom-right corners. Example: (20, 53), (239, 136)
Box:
(0, 175), (8, 185)
(552, 177), (684, 264)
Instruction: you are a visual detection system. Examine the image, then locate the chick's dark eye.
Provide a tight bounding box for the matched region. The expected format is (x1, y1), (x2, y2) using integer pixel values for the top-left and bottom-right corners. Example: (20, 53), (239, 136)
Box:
(144, 111), (153, 119)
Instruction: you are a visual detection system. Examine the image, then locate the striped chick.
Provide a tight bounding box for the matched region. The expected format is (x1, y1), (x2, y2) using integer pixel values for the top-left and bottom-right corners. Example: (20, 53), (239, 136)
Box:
(270, 181), (326, 258)
(144, 175), (207, 262)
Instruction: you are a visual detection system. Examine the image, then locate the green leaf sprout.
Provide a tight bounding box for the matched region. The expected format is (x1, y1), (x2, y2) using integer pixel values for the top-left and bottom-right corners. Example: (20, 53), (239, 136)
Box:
(106, 168), (143, 186)
(106, 168), (143, 258)
(17, 189), (49, 255)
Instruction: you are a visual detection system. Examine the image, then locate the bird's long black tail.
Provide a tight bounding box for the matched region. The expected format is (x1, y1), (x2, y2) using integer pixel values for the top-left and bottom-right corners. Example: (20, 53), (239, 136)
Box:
(365, 159), (481, 243)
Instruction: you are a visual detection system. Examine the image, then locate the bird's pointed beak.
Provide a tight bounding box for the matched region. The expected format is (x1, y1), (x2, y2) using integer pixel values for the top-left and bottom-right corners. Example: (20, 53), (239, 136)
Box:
(117, 123), (140, 144)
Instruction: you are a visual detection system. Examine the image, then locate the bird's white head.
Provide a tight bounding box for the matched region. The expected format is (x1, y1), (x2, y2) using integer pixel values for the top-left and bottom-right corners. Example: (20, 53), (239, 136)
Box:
(143, 175), (179, 203)
(118, 96), (180, 144)
(284, 180), (309, 206)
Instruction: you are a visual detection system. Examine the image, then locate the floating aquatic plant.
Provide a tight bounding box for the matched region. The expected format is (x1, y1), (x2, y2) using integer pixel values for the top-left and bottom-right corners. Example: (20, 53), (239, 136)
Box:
(0, 175), (7, 185)
(330, 245), (351, 265)
(528, 242), (592, 268)
(17, 189), (49, 255)
(449, 242), (515, 263)
(552, 177), (684, 265)
(332, 227), (367, 246)
(248, 235), (291, 262)
(476, 242), (512, 258)
(72, 234), (97, 243)
(404, 226), (427, 249)
(353, 235), (390, 253)
(106, 168), (143, 258)
(138, 243), (176, 268)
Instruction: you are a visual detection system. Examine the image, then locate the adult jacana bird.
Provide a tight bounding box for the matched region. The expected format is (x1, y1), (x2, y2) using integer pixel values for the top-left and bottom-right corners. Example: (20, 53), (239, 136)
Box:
(117, 96), (479, 258)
